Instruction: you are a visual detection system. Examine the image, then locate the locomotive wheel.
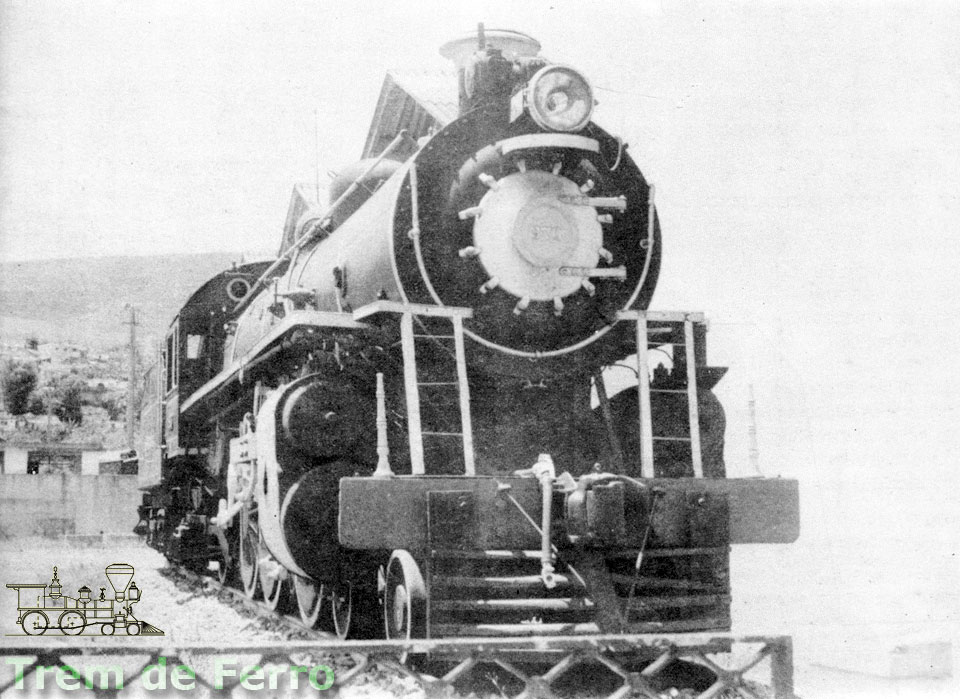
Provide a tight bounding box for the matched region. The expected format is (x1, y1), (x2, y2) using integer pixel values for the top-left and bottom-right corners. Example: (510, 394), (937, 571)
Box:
(293, 575), (325, 628)
(383, 551), (427, 649)
(21, 610), (49, 635)
(127, 622), (142, 636)
(216, 555), (233, 585)
(330, 584), (353, 640)
(260, 559), (290, 612)
(100, 623), (115, 636)
(58, 610), (85, 635)
(239, 502), (260, 599)
(216, 528), (239, 586)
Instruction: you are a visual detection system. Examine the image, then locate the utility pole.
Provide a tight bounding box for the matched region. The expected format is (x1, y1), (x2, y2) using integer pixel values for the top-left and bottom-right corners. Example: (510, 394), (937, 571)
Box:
(747, 382), (761, 476)
(315, 108), (321, 205)
(124, 305), (138, 450)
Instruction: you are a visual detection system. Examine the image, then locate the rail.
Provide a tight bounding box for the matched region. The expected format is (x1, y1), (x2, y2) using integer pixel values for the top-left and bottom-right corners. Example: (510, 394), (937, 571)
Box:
(1, 633), (794, 698)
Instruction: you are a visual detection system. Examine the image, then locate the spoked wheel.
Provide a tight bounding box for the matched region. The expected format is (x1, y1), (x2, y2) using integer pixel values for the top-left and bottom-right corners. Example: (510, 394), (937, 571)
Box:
(259, 555), (290, 612)
(293, 575), (325, 628)
(238, 502), (260, 599)
(58, 611), (85, 635)
(216, 528), (238, 585)
(216, 554), (232, 585)
(21, 610), (49, 635)
(383, 550), (426, 658)
(330, 584), (353, 640)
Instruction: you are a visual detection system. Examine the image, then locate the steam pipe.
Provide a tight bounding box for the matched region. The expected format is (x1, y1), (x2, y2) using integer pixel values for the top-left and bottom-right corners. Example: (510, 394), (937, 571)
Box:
(238, 130), (410, 311)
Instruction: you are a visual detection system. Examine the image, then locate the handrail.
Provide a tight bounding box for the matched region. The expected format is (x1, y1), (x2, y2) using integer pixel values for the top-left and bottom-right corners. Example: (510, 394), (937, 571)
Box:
(235, 130), (410, 312)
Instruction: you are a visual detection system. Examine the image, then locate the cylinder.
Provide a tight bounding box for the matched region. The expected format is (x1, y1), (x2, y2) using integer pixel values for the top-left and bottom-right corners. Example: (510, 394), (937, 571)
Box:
(280, 380), (373, 460)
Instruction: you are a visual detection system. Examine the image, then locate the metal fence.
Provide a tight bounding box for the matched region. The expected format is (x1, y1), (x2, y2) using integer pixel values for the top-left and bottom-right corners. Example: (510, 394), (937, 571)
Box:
(1, 634), (793, 698)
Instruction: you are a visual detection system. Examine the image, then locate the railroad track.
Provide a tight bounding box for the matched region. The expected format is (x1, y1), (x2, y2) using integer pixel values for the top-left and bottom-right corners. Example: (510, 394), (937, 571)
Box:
(160, 565), (334, 641)
(152, 567), (793, 698)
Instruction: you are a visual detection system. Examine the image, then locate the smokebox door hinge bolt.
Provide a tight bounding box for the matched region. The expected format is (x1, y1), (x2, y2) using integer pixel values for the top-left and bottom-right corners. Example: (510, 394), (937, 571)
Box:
(478, 172), (499, 190)
(513, 296), (531, 315)
(558, 194), (627, 211)
(479, 277), (500, 294)
(559, 266), (627, 281)
(458, 205), (483, 220)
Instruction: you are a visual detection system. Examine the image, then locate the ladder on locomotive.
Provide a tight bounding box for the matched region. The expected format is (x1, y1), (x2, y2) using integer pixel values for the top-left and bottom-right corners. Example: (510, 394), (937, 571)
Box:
(616, 310), (707, 478)
(355, 301), (475, 475)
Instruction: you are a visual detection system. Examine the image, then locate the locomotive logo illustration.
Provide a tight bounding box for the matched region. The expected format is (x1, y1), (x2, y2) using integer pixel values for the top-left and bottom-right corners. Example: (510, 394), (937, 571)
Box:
(6, 565), (163, 636)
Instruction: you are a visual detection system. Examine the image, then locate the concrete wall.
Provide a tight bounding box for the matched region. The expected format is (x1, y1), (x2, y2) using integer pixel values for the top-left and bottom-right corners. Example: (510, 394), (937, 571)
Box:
(81, 450), (125, 475)
(0, 474), (141, 538)
(3, 448), (28, 474)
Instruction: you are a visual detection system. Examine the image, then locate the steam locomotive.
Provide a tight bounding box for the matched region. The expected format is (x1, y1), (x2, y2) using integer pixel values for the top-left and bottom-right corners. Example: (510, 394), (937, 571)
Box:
(136, 28), (799, 642)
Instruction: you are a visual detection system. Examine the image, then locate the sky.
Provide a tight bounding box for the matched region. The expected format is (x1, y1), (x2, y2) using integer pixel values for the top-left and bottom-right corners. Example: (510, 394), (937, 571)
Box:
(2, 0), (959, 686)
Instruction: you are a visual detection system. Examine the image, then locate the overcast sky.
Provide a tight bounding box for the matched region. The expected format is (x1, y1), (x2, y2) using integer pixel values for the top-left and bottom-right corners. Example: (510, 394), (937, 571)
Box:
(2, 0), (959, 681)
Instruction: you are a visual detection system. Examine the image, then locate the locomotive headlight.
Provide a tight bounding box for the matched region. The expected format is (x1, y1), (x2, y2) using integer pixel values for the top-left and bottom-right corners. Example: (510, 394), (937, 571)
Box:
(522, 65), (594, 132)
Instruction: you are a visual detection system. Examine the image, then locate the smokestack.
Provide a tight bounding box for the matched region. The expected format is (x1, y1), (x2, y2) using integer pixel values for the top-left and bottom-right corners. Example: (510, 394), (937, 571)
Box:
(440, 26), (542, 117)
(439, 26), (541, 70)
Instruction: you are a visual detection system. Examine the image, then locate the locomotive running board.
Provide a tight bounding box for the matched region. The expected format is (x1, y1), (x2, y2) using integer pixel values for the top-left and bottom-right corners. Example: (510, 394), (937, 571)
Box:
(179, 310), (369, 415)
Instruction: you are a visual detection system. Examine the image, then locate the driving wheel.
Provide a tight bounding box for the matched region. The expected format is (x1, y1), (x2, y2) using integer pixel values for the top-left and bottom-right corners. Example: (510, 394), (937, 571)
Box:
(293, 575), (325, 627)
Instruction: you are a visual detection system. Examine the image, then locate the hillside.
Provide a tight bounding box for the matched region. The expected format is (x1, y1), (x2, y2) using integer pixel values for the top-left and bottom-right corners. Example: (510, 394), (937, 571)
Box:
(0, 253), (247, 348)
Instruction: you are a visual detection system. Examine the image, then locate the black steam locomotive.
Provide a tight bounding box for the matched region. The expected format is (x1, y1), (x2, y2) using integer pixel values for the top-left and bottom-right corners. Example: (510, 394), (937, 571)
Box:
(136, 28), (799, 641)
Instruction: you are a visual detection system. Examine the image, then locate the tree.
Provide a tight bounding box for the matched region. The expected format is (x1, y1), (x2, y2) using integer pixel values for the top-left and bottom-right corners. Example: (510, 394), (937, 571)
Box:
(1, 360), (38, 415)
(53, 376), (85, 425)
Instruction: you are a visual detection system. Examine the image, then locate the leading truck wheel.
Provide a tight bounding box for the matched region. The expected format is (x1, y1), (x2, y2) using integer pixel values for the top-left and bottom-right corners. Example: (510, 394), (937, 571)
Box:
(260, 556), (290, 612)
(330, 584), (353, 640)
(384, 550), (427, 656)
(293, 575), (325, 628)
(239, 502), (260, 599)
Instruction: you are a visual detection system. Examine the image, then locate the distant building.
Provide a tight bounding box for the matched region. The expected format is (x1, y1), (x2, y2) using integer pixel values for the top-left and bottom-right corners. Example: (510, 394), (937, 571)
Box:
(0, 440), (137, 475)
